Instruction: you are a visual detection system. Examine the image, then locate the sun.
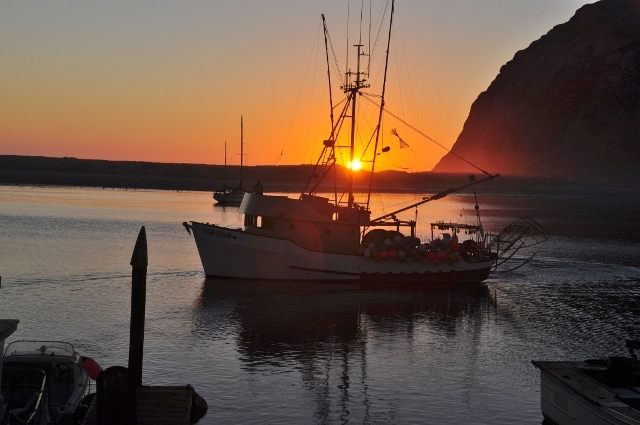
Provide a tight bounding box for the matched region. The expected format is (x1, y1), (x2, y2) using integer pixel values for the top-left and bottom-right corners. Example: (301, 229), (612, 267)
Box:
(349, 159), (363, 171)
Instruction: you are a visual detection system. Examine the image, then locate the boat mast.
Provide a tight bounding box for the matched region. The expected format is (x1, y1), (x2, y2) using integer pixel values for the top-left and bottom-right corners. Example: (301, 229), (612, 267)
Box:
(224, 142), (227, 188)
(366, 0), (394, 210)
(240, 115), (243, 190)
(345, 44), (369, 207)
(322, 15), (336, 141)
(322, 14), (339, 205)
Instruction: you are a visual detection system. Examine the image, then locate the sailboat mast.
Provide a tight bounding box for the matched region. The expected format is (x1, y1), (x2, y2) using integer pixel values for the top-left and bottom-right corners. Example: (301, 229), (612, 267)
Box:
(224, 142), (227, 188)
(240, 115), (243, 189)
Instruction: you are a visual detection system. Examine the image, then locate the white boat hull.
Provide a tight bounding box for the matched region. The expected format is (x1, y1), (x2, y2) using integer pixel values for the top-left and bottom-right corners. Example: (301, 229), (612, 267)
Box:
(190, 221), (491, 282)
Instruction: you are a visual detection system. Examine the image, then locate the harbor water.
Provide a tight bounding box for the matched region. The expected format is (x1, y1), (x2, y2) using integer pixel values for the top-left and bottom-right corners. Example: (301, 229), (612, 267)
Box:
(1, 184), (639, 424)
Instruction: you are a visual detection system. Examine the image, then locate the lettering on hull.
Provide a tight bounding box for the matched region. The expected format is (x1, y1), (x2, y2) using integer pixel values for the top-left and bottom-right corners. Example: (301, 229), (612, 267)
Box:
(202, 227), (237, 240)
(541, 382), (574, 420)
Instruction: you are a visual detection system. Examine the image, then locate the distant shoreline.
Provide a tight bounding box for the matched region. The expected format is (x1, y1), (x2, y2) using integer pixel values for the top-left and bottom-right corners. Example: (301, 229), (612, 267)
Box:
(1, 155), (638, 196)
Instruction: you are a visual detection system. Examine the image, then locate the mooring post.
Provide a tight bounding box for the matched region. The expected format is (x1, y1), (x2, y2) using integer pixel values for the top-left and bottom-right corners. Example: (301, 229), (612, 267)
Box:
(128, 226), (147, 386)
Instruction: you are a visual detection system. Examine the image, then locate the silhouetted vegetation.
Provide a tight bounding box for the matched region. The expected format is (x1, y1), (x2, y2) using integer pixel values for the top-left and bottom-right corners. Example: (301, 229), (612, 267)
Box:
(1, 155), (637, 195)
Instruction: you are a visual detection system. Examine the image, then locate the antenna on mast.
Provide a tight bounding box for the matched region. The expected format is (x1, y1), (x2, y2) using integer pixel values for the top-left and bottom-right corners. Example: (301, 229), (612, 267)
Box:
(368, 0), (372, 76)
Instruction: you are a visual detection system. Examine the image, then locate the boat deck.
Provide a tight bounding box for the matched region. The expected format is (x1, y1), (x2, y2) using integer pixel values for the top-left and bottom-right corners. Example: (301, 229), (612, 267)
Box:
(532, 360), (640, 422)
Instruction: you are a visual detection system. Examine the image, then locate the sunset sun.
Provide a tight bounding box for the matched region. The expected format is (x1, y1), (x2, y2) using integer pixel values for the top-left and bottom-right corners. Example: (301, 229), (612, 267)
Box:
(349, 159), (363, 171)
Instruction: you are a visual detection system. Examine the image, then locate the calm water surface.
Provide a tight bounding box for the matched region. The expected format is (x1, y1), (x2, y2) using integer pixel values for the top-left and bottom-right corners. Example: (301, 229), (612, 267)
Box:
(1, 185), (639, 424)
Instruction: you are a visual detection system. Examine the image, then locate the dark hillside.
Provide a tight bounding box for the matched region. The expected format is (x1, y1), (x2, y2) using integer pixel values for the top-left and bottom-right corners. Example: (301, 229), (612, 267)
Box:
(433, 0), (640, 180)
(1, 155), (637, 197)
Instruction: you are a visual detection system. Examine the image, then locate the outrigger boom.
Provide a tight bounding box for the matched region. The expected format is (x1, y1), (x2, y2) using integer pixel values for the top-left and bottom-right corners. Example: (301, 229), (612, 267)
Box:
(370, 173), (500, 226)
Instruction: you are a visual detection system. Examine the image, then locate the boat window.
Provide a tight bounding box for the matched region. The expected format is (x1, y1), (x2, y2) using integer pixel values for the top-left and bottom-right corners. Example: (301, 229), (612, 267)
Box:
(244, 214), (258, 227)
(250, 216), (274, 230)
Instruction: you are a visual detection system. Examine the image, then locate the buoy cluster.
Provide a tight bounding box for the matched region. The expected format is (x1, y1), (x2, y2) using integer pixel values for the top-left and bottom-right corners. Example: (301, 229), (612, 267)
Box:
(358, 233), (484, 265)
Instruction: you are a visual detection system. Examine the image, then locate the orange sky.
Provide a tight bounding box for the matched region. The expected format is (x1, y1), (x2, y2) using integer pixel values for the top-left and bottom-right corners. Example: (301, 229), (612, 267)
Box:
(0, 1), (592, 172)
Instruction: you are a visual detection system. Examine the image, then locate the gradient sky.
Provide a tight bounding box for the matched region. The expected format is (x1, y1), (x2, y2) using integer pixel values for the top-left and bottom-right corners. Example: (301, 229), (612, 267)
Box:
(1, 0), (593, 172)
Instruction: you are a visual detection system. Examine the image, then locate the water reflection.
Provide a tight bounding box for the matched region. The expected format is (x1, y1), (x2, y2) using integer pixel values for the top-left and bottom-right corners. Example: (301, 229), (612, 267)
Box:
(193, 280), (493, 422)
(195, 280), (492, 352)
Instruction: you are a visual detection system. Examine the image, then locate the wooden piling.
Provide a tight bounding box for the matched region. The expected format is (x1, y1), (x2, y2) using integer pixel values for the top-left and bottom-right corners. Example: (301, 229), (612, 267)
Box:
(128, 226), (148, 386)
(91, 225), (207, 425)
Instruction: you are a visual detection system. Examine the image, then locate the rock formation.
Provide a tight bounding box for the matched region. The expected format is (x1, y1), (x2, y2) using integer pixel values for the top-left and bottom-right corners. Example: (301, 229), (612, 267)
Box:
(432, 0), (640, 180)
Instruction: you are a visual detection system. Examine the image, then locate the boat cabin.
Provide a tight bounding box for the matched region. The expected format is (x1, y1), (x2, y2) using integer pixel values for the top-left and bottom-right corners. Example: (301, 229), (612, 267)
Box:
(240, 193), (370, 255)
(431, 221), (484, 238)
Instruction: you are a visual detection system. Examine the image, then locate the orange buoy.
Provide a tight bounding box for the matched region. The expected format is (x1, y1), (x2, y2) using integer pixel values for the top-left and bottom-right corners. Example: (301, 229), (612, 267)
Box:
(427, 251), (436, 263)
(81, 356), (103, 380)
(450, 236), (459, 252)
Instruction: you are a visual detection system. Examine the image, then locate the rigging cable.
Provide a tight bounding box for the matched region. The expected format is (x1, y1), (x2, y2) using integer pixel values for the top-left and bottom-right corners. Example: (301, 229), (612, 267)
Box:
(361, 95), (491, 175)
(324, 21), (344, 87)
(369, 0), (392, 67)
(275, 19), (323, 164)
(390, 40), (412, 171)
(305, 28), (322, 164)
(359, 0), (364, 49)
(394, 8), (422, 132)
(346, 0), (350, 78)
(367, 0), (372, 75)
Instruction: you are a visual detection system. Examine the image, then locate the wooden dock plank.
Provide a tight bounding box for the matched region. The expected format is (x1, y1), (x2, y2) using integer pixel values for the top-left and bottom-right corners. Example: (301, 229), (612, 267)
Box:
(136, 386), (192, 425)
(82, 385), (192, 425)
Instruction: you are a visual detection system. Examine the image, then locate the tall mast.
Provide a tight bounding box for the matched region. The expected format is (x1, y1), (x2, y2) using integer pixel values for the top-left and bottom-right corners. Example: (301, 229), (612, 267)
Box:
(322, 15), (335, 139)
(366, 0), (394, 211)
(240, 115), (243, 189)
(322, 14), (339, 205)
(345, 43), (369, 208)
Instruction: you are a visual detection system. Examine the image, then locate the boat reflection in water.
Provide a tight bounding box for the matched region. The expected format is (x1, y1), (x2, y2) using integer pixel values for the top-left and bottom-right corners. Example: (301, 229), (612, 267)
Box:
(192, 279), (493, 422)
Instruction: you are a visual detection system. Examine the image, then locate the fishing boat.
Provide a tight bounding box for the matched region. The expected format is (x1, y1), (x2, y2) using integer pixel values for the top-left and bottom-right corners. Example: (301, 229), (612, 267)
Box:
(532, 340), (640, 425)
(1, 340), (100, 425)
(213, 116), (249, 205)
(185, 1), (545, 282)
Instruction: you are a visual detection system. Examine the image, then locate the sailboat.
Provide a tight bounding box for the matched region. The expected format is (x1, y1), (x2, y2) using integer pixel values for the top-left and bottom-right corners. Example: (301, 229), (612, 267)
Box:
(185, 1), (542, 282)
(213, 116), (248, 205)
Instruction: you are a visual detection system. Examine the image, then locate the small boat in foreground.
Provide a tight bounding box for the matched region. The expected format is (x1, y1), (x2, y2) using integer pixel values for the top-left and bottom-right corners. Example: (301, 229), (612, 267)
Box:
(1, 340), (99, 425)
(532, 340), (640, 425)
